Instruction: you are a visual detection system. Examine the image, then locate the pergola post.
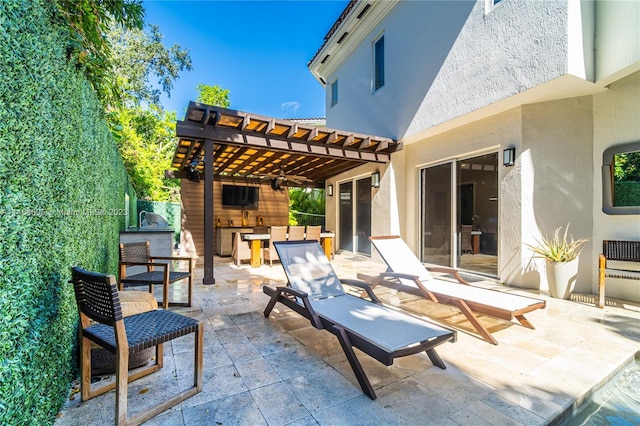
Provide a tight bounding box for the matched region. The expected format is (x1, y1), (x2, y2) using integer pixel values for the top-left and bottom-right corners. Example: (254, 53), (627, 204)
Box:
(203, 138), (215, 285)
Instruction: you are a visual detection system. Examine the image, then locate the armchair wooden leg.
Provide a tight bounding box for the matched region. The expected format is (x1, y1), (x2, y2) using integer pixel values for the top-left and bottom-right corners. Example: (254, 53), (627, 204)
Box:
(80, 335), (92, 402)
(194, 322), (203, 390)
(115, 345), (130, 426)
(162, 268), (170, 310)
(128, 324), (203, 426)
(598, 278), (605, 309)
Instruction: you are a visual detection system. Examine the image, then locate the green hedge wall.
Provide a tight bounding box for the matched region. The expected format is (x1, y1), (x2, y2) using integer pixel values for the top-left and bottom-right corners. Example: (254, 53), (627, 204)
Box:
(0, 1), (135, 423)
(614, 181), (640, 207)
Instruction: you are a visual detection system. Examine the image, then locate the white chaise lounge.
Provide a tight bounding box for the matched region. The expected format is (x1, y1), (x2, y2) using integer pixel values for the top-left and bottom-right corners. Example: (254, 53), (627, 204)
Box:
(359, 236), (546, 345)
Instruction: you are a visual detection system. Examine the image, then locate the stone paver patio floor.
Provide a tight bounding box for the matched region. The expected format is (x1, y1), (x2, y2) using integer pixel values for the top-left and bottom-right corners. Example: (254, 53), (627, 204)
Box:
(56, 252), (640, 425)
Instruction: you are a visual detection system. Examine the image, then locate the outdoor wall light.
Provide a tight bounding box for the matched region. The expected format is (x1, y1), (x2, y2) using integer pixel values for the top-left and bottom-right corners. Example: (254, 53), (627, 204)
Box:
(327, 184), (333, 196)
(371, 171), (380, 188)
(503, 147), (516, 167)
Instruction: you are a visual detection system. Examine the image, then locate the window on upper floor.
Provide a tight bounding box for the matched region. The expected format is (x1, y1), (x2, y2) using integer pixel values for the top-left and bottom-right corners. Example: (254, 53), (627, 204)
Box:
(373, 35), (385, 92)
(485, 0), (505, 13)
(331, 79), (338, 107)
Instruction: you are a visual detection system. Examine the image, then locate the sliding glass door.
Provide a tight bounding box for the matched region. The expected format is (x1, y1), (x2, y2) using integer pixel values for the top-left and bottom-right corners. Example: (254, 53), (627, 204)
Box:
(338, 177), (372, 255)
(420, 163), (452, 267)
(355, 177), (372, 255)
(421, 153), (498, 276)
(339, 181), (353, 251)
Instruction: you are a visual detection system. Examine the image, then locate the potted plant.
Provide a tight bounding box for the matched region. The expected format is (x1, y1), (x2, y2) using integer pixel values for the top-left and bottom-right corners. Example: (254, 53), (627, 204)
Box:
(526, 224), (589, 299)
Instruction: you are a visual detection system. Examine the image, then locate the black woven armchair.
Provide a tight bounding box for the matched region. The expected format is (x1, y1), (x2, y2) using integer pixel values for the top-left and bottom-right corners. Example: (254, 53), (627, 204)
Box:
(118, 241), (194, 309)
(70, 266), (203, 426)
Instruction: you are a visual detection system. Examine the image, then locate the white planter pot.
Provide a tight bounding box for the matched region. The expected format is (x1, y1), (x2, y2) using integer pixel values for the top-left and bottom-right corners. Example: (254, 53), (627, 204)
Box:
(546, 258), (579, 299)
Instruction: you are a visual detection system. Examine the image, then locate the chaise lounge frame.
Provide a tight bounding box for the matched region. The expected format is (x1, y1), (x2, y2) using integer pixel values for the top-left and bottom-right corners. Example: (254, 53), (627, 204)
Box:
(263, 240), (456, 400)
(359, 235), (546, 345)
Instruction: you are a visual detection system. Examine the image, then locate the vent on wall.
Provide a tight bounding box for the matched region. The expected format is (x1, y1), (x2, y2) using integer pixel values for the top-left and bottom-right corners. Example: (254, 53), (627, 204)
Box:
(357, 3), (371, 19)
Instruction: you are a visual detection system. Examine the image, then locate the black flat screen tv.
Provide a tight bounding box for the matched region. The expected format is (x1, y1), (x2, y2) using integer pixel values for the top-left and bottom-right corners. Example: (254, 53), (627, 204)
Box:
(222, 185), (259, 209)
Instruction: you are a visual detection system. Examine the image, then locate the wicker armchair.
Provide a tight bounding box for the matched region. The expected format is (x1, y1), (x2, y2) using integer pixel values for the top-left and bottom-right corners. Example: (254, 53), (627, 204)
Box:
(263, 226), (288, 266)
(118, 241), (194, 310)
(305, 225), (322, 242)
(70, 266), (203, 426)
(232, 231), (253, 266)
(288, 226), (305, 241)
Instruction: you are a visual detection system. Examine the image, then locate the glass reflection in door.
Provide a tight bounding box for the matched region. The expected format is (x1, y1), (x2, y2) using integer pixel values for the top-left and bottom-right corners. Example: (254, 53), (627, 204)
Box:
(456, 153), (498, 275)
(355, 177), (372, 255)
(339, 181), (353, 251)
(420, 163), (452, 267)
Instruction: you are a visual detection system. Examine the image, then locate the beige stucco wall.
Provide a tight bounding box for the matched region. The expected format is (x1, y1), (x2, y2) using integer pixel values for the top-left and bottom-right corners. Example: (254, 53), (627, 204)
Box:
(592, 71), (640, 301)
(595, 0), (640, 83)
(518, 96), (594, 293)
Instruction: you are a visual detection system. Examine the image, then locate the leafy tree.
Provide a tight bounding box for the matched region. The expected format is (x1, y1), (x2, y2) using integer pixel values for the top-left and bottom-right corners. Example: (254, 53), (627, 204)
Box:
(114, 104), (179, 200)
(289, 188), (326, 226)
(53, 2), (231, 202)
(104, 24), (193, 201)
(53, 0), (144, 102)
(196, 84), (230, 108)
(107, 24), (192, 109)
(614, 151), (640, 182)
(290, 188), (326, 214)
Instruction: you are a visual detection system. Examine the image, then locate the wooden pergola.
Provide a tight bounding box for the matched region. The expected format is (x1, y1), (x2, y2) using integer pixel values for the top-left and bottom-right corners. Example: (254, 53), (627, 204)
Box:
(170, 102), (402, 284)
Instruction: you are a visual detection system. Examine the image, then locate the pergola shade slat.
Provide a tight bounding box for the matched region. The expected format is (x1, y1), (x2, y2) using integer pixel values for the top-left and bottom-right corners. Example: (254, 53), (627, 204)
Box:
(171, 103), (401, 188)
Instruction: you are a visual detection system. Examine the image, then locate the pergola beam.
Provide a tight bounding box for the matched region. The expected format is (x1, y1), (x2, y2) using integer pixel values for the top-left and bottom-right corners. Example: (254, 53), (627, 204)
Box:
(170, 103), (402, 285)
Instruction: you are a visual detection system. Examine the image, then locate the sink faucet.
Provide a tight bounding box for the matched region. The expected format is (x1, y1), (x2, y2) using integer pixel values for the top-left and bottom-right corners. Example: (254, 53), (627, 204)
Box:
(139, 211), (147, 228)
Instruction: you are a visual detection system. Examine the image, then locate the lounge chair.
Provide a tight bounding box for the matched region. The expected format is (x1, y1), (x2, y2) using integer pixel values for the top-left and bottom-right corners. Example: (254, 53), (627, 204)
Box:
(359, 236), (546, 345)
(262, 240), (456, 400)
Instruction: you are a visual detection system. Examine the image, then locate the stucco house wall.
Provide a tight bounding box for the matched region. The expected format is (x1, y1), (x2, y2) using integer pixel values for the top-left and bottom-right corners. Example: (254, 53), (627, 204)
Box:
(594, 0), (640, 82)
(317, 0), (639, 301)
(324, 0), (577, 140)
(518, 96), (594, 292)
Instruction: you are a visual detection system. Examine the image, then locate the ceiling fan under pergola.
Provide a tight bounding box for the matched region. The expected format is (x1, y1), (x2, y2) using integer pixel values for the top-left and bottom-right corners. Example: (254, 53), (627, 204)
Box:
(255, 167), (312, 190)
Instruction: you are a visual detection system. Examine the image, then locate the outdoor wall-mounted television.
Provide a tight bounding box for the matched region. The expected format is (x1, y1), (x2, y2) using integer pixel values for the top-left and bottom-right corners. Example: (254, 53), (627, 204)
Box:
(221, 185), (259, 209)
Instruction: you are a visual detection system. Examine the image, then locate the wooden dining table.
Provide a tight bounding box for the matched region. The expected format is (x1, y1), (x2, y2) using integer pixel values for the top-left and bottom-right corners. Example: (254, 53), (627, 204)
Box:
(242, 232), (335, 267)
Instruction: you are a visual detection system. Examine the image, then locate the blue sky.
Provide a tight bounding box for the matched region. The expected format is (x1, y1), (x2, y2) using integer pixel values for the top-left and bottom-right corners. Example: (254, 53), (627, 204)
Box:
(142, 0), (349, 119)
